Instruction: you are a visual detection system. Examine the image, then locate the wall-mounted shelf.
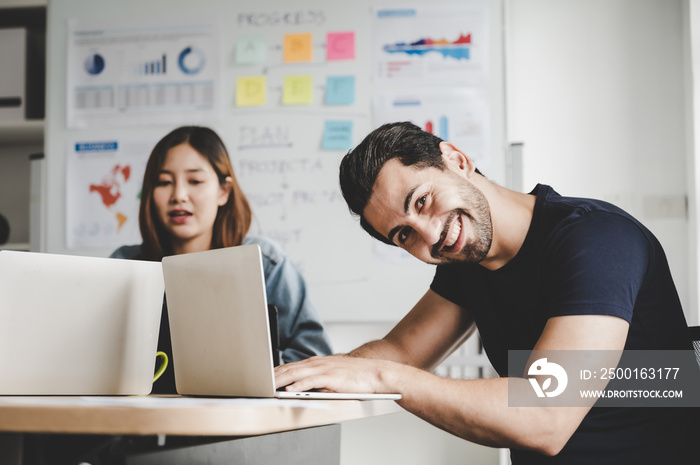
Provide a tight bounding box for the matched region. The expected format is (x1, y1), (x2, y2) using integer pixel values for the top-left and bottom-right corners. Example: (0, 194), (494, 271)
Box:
(0, 1), (47, 7)
(0, 120), (43, 146)
(0, 242), (30, 251)
(0, 4), (46, 251)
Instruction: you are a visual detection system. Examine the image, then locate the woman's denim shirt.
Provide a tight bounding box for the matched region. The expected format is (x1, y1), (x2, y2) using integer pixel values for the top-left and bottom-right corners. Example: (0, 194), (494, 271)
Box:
(111, 235), (333, 364)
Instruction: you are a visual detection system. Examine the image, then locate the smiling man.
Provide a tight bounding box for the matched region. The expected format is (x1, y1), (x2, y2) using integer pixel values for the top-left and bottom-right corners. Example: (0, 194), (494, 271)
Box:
(274, 122), (696, 464)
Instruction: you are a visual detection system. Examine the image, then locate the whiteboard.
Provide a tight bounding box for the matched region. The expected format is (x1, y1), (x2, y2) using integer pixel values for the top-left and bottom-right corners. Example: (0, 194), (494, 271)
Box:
(44, 0), (505, 322)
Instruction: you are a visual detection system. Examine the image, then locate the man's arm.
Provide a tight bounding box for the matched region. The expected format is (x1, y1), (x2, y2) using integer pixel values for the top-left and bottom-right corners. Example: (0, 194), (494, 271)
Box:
(274, 292), (629, 456)
(275, 289), (474, 393)
(390, 313), (628, 455)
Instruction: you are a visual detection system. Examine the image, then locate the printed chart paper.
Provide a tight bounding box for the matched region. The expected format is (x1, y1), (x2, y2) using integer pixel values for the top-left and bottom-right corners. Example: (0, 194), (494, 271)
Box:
(67, 16), (221, 128)
(372, 4), (488, 86)
(373, 88), (491, 173)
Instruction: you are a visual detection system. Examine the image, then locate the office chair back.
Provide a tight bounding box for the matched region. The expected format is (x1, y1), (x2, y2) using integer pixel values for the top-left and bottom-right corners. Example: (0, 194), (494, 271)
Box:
(689, 326), (700, 368)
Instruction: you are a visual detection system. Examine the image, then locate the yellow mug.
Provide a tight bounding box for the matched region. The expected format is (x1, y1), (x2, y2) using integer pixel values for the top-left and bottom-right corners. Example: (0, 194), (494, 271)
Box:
(154, 351), (168, 383)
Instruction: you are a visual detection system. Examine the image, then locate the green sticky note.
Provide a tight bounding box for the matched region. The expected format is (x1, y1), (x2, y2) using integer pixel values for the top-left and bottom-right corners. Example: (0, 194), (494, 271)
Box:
(236, 35), (267, 64)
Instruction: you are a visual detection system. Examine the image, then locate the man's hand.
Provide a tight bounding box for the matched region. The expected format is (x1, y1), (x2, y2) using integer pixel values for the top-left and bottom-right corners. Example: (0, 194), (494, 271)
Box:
(274, 354), (402, 395)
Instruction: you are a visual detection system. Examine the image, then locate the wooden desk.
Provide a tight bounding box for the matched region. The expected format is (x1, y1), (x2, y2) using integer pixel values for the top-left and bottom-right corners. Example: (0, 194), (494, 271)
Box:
(0, 396), (402, 465)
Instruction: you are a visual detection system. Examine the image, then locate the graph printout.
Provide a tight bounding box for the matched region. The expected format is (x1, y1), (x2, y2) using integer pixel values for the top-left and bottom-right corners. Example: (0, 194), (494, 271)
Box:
(372, 3), (488, 86)
(373, 88), (490, 173)
(67, 16), (220, 128)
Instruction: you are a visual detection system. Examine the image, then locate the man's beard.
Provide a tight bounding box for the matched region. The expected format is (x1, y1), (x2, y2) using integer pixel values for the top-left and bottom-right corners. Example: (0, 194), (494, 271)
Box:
(431, 181), (493, 264)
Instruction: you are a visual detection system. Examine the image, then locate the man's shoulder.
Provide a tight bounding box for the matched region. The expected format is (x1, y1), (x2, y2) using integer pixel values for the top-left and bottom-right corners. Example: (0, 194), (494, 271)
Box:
(537, 185), (646, 238)
(550, 199), (647, 241)
(539, 185), (629, 218)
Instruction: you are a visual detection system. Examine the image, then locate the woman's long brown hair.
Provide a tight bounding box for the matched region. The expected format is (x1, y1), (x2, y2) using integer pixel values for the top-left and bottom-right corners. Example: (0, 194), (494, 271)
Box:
(138, 126), (252, 260)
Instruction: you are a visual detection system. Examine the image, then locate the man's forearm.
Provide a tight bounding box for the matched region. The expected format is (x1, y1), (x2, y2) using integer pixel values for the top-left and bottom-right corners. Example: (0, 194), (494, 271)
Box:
(348, 339), (413, 364)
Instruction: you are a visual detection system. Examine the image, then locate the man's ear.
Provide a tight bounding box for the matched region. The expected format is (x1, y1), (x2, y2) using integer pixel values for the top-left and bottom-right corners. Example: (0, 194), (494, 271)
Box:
(439, 141), (476, 177)
(218, 176), (233, 206)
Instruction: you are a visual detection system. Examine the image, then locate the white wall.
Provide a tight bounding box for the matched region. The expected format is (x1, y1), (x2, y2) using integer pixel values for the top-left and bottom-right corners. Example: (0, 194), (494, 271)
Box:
(689, 0), (700, 326)
(506, 0), (692, 323)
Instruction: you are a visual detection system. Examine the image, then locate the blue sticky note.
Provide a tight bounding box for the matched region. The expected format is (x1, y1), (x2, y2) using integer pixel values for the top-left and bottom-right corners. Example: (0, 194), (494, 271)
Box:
(325, 76), (355, 105)
(322, 120), (353, 150)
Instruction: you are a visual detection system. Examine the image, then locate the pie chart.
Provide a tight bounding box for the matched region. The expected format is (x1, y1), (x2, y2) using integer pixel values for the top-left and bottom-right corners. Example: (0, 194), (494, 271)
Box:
(178, 46), (205, 75)
(84, 53), (106, 75)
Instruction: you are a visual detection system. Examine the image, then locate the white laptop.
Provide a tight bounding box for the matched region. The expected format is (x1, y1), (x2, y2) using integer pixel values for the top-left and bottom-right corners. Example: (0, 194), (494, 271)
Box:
(162, 244), (401, 400)
(0, 250), (164, 395)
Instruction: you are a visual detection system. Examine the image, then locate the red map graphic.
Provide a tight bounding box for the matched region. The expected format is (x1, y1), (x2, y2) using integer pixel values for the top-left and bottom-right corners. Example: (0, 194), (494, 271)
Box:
(89, 165), (130, 207)
(89, 164), (131, 230)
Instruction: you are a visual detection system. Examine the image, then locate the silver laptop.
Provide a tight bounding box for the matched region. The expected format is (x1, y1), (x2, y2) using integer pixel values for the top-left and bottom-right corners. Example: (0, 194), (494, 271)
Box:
(162, 244), (401, 400)
(0, 250), (164, 395)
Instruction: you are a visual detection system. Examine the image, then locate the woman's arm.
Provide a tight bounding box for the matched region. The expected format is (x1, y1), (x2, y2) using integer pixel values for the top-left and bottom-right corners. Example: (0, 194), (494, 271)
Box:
(256, 238), (333, 361)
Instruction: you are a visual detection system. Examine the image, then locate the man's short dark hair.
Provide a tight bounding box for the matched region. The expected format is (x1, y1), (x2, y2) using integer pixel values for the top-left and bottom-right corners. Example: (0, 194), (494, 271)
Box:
(339, 121), (481, 245)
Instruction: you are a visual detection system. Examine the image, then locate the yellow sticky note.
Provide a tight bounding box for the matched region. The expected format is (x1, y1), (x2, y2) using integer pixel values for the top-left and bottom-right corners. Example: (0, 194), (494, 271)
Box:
(284, 33), (313, 63)
(283, 75), (313, 105)
(236, 76), (266, 106)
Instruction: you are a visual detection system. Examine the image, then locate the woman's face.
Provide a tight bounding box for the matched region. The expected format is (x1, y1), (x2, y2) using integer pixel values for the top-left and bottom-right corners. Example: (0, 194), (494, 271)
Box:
(152, 143), (231, 254)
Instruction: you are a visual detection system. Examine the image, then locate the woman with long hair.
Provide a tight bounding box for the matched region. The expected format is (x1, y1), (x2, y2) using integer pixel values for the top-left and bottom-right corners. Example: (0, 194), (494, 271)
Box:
(112, 126), (332, 393)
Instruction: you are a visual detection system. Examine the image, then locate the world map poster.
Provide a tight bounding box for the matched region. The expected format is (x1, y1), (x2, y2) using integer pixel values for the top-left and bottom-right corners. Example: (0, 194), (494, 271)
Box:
(66, 136), (158, 250)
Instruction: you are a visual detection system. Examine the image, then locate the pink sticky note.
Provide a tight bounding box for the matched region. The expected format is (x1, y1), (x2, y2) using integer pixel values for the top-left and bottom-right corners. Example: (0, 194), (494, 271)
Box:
(327, 32), (355, 61)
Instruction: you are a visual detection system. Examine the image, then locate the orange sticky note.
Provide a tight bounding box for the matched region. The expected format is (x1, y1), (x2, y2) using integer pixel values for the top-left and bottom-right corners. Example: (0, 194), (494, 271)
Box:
(236, 76), (267, 106)
(284, 33), (313, 63)
(283, 75), (313, 105)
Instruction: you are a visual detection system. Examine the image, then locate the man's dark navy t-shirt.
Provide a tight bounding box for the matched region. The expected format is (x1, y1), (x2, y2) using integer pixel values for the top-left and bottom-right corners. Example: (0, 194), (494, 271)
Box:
(430, 184), (696, 464)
